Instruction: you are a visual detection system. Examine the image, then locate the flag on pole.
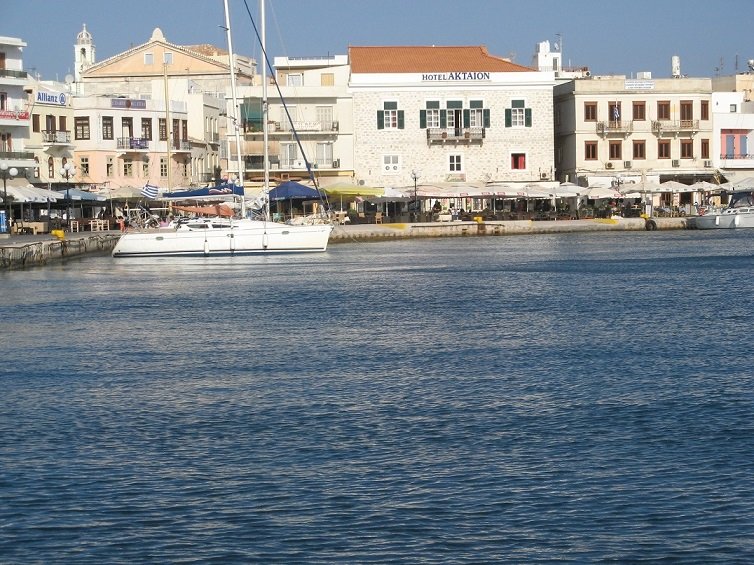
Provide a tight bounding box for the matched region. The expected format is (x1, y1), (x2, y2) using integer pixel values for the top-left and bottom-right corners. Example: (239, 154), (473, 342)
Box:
(141, 183), (158, 199)
(613, 105), (620, 121)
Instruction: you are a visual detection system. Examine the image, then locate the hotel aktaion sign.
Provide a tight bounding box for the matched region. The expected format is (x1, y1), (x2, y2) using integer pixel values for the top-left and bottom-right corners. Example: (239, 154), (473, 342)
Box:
(422, 72), (491, 81)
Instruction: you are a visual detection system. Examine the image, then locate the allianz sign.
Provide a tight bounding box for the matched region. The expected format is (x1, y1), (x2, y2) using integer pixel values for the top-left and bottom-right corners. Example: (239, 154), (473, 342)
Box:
(36, 91), (67, 106)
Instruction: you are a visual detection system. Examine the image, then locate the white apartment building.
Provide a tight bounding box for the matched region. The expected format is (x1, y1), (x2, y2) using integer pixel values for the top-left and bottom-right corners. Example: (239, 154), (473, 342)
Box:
(233, 54), (353, 185)
(0, 35), (36, 179)
(554, 74), (715, 188)
(710, 72), (754, 182)
(348, 45), (556, 188)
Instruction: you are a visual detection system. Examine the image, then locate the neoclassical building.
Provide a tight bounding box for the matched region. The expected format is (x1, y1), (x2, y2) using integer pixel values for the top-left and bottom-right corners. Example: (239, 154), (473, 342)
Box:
(68, 26), (256, 192)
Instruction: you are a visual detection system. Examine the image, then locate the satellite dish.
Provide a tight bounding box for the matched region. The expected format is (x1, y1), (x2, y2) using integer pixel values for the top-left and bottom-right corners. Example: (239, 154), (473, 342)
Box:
(64, 74), (74, 85)
(358, 180), (365, 186)
(748, 59), (754, 72)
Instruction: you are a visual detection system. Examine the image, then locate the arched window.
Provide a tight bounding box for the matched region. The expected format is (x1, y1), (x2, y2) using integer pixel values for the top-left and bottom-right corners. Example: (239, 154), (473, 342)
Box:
(48, 156), (55, 178)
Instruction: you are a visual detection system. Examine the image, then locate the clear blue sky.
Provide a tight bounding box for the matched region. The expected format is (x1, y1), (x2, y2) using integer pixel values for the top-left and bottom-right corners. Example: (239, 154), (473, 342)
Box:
(5, 0), (754, 82)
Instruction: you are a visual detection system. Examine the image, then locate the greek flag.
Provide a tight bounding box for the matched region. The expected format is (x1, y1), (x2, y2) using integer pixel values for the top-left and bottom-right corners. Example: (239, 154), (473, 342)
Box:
(613, 106), (620, 121)
(141, 183), (158, 199)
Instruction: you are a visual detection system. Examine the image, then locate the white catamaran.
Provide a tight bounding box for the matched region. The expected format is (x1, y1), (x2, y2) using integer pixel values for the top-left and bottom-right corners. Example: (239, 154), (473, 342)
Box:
(112, 0), (332, 257)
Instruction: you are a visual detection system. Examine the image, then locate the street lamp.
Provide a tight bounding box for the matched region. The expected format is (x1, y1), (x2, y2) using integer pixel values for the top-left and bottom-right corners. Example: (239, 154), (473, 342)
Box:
(0, 163), (18, 235)
(411, 169), (420, 222)
(59, 162), (77, 227)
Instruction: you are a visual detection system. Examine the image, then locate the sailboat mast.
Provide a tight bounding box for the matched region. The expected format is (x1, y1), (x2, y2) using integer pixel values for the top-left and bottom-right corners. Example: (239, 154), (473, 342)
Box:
(223, 0), (245, 214)
(261, 0), (271, 219)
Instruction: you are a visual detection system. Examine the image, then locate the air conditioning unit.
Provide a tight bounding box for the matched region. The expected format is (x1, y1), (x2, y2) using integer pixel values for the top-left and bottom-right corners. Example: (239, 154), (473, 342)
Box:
(605, 162), (614, 169)
(672, 159), (680, 167)
(293, 160), (305, 169)
(540, 173), (548, 180)
(624, 160), (632, 169)
(280, 172), (290, 180)
(332, 159), (340, 168)
(704, 160), (712, 168)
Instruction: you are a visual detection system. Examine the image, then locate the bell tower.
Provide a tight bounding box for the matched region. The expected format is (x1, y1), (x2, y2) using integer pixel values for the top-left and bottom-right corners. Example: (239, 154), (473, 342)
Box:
(74, 23), (96, 82)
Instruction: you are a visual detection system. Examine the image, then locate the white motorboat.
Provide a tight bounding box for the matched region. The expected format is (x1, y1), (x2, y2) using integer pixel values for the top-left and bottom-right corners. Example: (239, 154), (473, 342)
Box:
(112, 0), (333, 257)
(688, 191), (754, 229)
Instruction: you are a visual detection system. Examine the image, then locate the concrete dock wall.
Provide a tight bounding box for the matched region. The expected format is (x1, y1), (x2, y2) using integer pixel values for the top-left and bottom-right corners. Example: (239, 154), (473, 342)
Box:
(0, 234), (120, 270)
(329, 217), (687, 242)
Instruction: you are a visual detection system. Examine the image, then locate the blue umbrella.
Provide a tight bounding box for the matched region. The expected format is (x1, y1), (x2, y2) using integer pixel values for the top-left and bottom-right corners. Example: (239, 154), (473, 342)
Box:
(268, 181), (322, 201)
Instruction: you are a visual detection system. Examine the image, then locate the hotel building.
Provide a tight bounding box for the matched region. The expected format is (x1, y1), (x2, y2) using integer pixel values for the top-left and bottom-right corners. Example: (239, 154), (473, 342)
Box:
(348, 46), (556, 188)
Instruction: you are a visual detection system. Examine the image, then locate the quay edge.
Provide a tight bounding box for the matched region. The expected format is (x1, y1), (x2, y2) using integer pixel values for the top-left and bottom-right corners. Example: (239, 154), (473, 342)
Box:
(329, 217), (688, 242)
(0, 233), (120, 270)
(0, 218), (687, 270)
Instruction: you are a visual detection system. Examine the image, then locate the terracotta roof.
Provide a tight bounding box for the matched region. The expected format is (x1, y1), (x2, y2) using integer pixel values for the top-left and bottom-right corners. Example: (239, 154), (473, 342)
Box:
(349, 45), (533, 73)
(184, 44), (229, 57)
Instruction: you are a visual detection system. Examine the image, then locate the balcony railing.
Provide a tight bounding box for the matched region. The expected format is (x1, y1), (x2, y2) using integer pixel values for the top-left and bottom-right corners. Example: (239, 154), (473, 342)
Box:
(172, 140), (191, 151)
(596, 120), (633, 135)
(117, 137), (150, 150)
(720, 153), (754, 160)
(651, 120), (699, 134)
(0, 151), (35, 160)
(42, 130), (71, 144)
(0, 69), (28, 79)
(247, 120), (339, 134)
(427, 127), (485, 142)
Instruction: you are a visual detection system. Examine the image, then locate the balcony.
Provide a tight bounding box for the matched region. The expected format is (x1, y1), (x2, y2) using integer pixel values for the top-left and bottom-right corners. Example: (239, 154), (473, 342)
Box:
(427, 127), (485, 143)
(117, 137), (150, 151)
(0, 69), (28, 79)
(246, 120), (339, 135)
(42, 130), (72, 145)
(596, 120), (633, 137)
(719, 152), (754, 168)
(651, 120), (699, 136)
(171, 140), (191, 152)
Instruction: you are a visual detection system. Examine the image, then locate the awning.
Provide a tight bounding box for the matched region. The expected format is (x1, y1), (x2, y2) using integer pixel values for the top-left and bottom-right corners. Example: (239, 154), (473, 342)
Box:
(268, 181), (323, 201)
(55, 188), (108, 201)
(321, 182), (384, 197)
(4, 185), (62, 202)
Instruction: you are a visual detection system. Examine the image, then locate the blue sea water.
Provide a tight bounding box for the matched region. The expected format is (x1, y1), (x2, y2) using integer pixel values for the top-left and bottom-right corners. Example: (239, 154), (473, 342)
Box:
(1, 230), (754, 563)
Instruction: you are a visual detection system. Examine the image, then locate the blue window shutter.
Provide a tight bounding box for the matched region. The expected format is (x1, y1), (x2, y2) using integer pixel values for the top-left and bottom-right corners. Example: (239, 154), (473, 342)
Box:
(420, 110), (426, 129)
(505, 109), (512, 127)
(397, 110), (404, 129)
(377, 110), (384, 130)
(525, 109), (532, 127)
(483, 109), (490, 128)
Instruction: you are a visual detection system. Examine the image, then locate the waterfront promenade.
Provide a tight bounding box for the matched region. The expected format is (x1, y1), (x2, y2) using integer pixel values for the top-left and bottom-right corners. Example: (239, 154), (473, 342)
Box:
(0, 216), (688, 270)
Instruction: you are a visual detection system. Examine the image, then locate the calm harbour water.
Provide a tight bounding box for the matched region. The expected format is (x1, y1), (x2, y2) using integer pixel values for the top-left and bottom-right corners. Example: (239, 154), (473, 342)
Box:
(1, 230), (754, 563)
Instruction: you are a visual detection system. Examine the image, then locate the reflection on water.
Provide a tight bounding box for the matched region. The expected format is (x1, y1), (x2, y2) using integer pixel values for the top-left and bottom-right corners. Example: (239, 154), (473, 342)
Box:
(2, 230), (754, 562)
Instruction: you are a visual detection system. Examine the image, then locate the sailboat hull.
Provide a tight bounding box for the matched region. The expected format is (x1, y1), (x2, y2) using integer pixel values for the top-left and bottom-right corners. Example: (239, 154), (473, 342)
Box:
(112, 220), (333, 257)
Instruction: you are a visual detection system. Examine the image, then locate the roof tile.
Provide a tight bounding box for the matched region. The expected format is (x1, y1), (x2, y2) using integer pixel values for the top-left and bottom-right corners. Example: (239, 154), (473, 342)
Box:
(349, 45), (532, 73)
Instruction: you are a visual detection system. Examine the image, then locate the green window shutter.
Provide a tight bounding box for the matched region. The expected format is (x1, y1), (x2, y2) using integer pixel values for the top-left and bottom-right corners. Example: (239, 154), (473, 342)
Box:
(420, 110), (427, 129)
(440, 110), (447, 128)
(384, 101), (398, 110)
(426, 101), (440, 109)
(525, 108), (532, 127)
(397, 110), (404, 129)
(377, 110), (384, 130)
(513, 99), (525, 108)
(483, 109), (490, 128)
(505, 109), (512, 127)
(463, 109), (470, 127)
(470, 100), (483, 109)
